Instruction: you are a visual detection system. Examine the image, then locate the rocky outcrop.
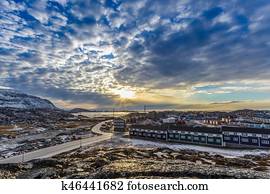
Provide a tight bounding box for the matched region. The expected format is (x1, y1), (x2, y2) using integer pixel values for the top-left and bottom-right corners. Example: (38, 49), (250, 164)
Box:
(0, 146), (269, 179)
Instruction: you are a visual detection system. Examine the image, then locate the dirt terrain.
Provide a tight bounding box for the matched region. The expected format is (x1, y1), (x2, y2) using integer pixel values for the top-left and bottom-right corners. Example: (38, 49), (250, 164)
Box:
(1, 143), (269, 179)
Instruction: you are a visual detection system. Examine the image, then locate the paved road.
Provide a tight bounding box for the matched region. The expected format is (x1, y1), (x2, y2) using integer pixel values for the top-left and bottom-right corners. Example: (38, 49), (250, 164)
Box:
(0, 121), (112, 164)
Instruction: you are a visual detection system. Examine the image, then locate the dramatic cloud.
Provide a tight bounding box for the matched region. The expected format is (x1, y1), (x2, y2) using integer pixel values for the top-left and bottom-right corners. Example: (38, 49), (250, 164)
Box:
(1, 0), (270, 110)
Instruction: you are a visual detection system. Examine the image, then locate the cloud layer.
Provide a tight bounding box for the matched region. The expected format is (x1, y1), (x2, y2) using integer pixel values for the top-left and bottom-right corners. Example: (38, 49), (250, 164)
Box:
(1, 0), (270, 109)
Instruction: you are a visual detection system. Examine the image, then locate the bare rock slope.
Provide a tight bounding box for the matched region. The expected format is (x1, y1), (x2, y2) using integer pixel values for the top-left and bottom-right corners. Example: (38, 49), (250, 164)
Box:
(0, 89), (56, 109)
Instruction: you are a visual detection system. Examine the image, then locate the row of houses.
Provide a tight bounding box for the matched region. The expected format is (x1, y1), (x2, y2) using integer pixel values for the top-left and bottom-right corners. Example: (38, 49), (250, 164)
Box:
(129, 124), (270, 148)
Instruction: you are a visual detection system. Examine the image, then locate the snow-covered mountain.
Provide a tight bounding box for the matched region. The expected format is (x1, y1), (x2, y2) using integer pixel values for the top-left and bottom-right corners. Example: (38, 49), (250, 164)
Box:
(0, 89), (56, 109)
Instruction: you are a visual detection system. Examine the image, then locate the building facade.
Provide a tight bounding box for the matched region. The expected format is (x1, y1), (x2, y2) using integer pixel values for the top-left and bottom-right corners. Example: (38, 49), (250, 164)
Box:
(129, 124), (270, 148)
(222, 126), (270, 147)
(113, 117), (126, 132)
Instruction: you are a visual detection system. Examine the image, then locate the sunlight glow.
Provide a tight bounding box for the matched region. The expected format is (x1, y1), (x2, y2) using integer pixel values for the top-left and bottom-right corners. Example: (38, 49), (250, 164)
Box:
(113, 88), (136, 99)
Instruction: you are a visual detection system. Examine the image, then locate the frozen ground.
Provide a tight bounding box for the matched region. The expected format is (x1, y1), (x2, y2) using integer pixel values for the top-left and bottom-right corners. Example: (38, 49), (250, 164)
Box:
(121, 138), (270, 157)
(0, 143), (21, 152)
(0, 125), (97, 159)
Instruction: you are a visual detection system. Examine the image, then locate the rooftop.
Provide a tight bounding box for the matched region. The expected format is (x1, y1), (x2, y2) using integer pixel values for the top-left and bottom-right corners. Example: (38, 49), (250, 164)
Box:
(131, 124), (270, 134)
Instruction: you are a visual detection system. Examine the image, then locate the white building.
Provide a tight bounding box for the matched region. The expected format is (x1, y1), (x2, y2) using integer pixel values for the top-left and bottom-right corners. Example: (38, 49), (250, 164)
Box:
(162, 117), (176, 124)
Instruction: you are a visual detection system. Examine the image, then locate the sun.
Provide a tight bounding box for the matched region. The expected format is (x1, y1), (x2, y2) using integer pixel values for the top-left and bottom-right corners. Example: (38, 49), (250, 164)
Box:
(113, 88), (136, 99)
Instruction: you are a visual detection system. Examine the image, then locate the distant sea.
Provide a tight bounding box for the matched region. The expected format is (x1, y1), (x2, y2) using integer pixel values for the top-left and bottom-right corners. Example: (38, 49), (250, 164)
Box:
(74, 111), (132, 118)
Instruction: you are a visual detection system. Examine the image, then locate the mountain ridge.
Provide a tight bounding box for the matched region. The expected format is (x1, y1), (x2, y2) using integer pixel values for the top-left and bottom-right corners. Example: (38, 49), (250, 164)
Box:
(0, 89), (56, 109)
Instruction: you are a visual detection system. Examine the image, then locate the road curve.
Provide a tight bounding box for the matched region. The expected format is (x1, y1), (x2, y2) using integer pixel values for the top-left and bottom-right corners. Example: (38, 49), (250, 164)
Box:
(0, 121), (112, 164)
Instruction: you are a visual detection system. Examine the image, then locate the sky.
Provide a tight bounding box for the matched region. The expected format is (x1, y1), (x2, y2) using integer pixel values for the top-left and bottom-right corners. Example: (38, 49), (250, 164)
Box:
(1, 0), (270, 111)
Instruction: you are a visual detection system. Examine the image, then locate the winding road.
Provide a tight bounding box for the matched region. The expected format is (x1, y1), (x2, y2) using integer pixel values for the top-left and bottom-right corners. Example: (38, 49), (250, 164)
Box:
(0, 121), (112, 164)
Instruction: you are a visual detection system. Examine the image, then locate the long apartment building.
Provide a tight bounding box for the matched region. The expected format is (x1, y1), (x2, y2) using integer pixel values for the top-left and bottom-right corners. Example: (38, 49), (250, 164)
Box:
(129, 124), (270, 148)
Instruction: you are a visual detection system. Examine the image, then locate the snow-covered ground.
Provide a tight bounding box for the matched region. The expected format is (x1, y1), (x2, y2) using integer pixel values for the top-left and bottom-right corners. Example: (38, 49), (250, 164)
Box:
(36, 127), (47, 132)
(6, 125), (23, 131)
(122, 138), (270, 157)
(0, 143), (21, 152)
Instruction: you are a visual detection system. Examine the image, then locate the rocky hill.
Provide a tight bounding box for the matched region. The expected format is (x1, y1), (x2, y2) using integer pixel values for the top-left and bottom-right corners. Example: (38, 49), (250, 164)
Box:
(0, 89), (56, 109)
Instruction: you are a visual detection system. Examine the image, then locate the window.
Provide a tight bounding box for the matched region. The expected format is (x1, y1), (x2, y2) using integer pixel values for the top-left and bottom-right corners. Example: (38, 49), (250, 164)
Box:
(224, 136), (231, 141)
(208, 138), (214, 142)
(216, 139), (221, 143)
(261, 140), (270, 144)
(241, 138), (249, 143)
(252, 139), (258, 143)
(233, 137), (239, 142)
(193, 136), (199, 141)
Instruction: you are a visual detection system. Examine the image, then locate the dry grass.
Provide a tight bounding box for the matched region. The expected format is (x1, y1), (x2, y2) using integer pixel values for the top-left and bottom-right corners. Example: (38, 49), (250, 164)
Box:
(0, 124), (27, 136)
(0, 128), (16, 136)
(0, 125), (14, 130)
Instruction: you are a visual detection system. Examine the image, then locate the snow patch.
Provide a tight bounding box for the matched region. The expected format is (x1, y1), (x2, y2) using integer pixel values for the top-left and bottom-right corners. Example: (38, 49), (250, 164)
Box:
(7, 125), (23, 131)
(0, 143), (21, 152)
(124, 138), (270, 157)
(36, 127), (47, 132)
